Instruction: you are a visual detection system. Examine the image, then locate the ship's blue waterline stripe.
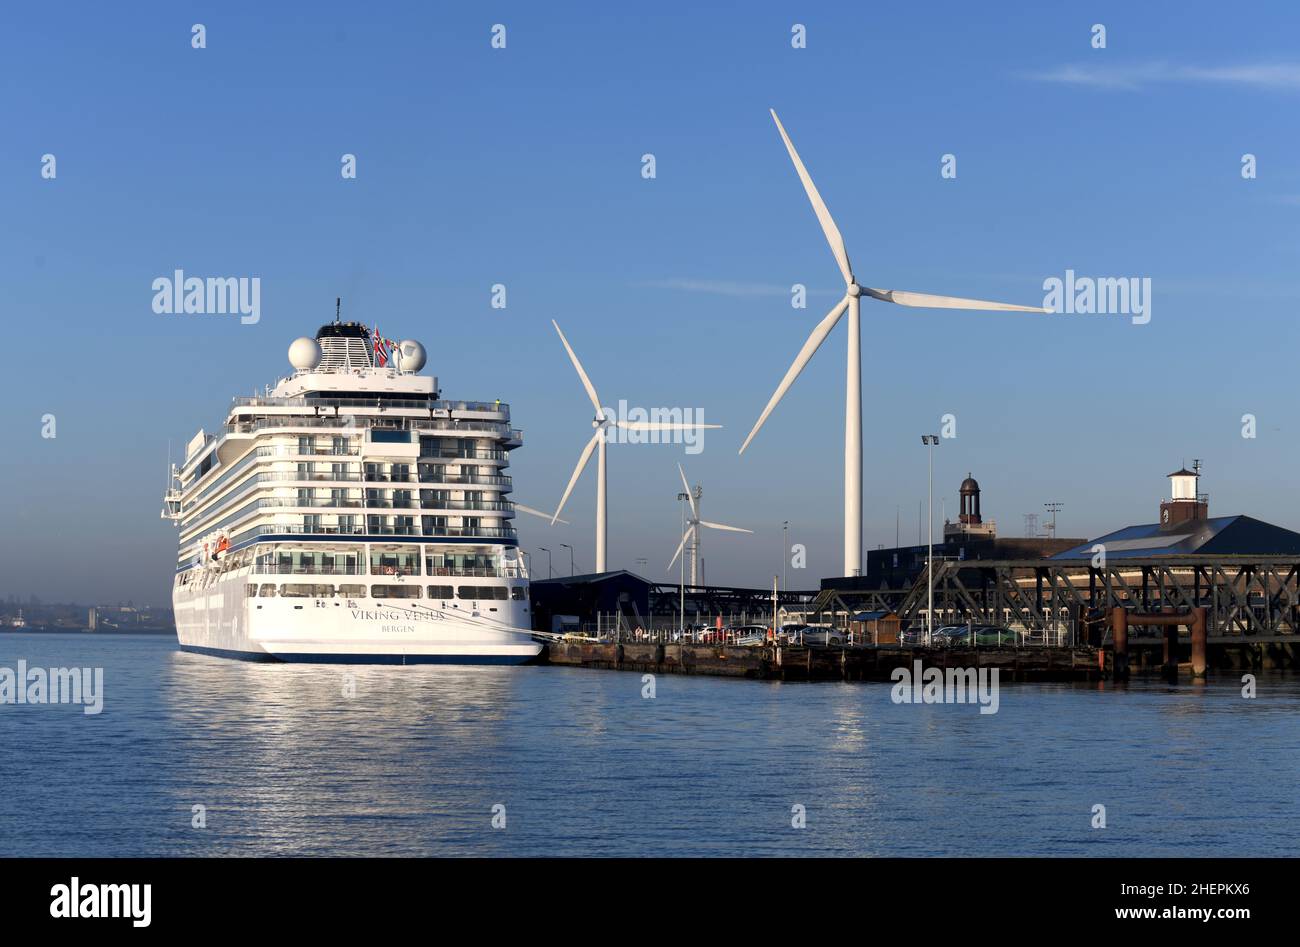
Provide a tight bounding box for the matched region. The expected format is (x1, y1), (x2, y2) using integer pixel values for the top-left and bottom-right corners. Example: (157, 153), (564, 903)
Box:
(179, 644), (538, 665)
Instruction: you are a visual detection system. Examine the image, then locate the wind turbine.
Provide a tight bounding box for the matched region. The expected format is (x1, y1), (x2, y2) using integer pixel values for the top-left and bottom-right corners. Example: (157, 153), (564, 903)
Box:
(550, 320), (720, 573)
(739, 109), (1049, 578)
(668, 463), (752, 586)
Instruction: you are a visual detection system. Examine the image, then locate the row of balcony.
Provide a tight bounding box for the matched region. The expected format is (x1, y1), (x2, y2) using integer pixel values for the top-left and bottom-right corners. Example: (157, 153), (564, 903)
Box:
(255, 524), (518, 539)
(255, 445), (507, 461)
(228, 417), (520, 438)
(232, 396), (509, 413)
(254, 471), (512, 487)
(249, 564), (525, 578)
(258, 498), (515, 511)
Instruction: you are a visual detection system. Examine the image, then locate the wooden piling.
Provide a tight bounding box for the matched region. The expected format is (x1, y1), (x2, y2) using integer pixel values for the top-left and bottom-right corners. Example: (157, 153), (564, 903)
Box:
(1191, 607), (1208, 677)
(1111, 606), (1129, 680)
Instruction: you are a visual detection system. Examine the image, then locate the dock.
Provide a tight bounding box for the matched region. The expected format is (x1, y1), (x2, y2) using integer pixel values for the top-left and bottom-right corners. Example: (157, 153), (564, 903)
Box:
(541, 640), (1105, 682)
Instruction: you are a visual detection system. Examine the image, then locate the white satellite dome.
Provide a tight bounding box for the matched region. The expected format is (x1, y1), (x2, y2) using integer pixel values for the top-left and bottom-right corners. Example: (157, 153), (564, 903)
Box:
(288, 336), (322, 371)
(395, 339), (426, 372)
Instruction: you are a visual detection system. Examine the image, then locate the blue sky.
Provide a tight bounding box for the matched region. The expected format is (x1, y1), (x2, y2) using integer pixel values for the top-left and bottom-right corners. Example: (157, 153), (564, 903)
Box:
(2, 1), (1299, 605)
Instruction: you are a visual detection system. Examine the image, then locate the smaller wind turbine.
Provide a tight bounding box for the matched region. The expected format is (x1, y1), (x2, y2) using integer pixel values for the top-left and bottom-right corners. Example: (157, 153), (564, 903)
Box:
(550, 321), (719, 573)
(514, 503), (569, 526)
(668, 463), (752, 586)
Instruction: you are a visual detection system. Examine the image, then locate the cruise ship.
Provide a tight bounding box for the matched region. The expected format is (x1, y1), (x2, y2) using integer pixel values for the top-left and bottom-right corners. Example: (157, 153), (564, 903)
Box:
(162, 317), (542, 663)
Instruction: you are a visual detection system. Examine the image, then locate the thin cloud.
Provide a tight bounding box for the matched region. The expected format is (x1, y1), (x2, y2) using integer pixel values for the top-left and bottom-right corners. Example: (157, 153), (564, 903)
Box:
(638, 278), (829, 299)
(1023, 61), (1300, 92)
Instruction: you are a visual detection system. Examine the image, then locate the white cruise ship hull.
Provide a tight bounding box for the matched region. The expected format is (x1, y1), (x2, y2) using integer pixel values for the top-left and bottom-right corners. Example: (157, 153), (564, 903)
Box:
(173, 572), (542, 664)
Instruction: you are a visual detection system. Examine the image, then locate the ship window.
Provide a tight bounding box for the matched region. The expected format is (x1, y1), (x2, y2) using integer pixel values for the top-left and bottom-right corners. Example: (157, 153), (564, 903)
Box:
(246, 584), (259, 598)
(279, 584), (322, 598)
(371, 429), (411, 444)
(259, 584), (277, 597)
(511, 587), (525, 601)
(427, 585), (454, 599)
(458, 585), (508, 600)
(371, 584), (421, 599)
(338, 584), (366, 598)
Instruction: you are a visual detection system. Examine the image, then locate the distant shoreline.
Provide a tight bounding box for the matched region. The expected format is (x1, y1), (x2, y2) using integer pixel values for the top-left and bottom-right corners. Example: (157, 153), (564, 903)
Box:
(0, 627), (174, 636)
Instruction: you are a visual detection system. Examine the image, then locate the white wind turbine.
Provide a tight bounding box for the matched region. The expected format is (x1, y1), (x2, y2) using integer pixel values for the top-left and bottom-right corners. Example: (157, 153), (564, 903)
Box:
(550, 320), (720, 573)
(740, 109), (1049, 578)
(668, 463), (752, 586)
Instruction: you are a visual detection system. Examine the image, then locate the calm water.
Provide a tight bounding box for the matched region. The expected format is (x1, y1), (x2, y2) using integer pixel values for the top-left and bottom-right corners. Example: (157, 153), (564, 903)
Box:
(0, 632), (1296, 857)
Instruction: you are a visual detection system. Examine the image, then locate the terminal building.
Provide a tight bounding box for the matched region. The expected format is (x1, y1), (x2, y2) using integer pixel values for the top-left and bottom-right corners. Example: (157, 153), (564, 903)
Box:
(1052, 466), (1300, 559)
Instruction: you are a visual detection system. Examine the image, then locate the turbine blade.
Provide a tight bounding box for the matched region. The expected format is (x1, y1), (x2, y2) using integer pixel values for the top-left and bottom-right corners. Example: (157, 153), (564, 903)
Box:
(770, 109), (853, 287)
(668, 524), (696, 569)
(699, 520), (753, 534)
(551, 430), (602, 524)
(552, 320), (604, 417)
(515, 502), (570, 526)
(864, 287), (1049, 313)
(738, 294), (850, 455)
(677, 463), (698, 519)
(615, 420), (721, 431)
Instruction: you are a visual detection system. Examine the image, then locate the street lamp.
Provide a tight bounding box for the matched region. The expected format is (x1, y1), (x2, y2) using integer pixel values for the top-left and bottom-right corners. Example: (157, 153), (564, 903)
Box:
(782, 520), (789, 594)
(677, 491), (690, 638)
(559, 543), (575, 577)
(921, 434), (939, 646)
(538, 546), (553, 579)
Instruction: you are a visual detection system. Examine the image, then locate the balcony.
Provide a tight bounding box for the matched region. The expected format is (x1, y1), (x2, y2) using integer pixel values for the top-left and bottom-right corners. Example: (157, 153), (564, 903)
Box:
(228, 417), (513, 437)
(232, 396), (509, 414)
(261, 498), (514, 512)
(252, 471), (513, 488)
(256, 524), (518, 540)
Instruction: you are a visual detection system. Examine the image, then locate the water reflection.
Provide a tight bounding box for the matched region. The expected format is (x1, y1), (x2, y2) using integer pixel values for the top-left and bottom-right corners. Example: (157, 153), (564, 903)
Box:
(1, 633), (1297, 856)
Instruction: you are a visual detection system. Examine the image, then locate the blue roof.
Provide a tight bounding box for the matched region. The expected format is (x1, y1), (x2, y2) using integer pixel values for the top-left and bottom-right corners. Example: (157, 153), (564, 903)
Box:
(1052, 515), (1300, 559)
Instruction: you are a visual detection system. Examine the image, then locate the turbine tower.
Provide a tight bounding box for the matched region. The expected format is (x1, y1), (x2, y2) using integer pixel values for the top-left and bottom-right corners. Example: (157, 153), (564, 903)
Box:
(550, 322), (719, 573)
(739, 109), (1048, 577)
(668, 463), (752, 586)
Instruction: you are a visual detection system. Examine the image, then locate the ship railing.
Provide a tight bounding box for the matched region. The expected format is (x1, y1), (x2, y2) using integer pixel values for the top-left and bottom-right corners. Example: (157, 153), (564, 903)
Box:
(252, 564), (366, 576)
(260, 498), (514, 512)
(256, 524), (518, 539)
(228, 417), (512, 436)
(251, 446), (507, 461)
(257, 445), (361, 457)
(252, 472), (512, 487)
(424, 566), (521, 578)
(240, 393), (510, 414)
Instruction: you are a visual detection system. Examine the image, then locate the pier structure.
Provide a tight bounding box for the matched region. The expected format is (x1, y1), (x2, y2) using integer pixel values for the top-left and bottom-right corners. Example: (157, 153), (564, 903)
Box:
(815, 555), (1299, 667)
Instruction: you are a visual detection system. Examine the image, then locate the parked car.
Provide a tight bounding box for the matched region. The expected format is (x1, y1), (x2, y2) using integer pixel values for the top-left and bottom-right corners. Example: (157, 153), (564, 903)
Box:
(943, 624), (1019, 647)
(931, 625), (968, 646)
(898, 627), (927, 646)
(804, 625), (845, 646)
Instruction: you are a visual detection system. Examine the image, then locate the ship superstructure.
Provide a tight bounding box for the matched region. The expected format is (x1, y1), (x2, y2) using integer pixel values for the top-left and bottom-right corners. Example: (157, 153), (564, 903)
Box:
(163, 318), (540, 663)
